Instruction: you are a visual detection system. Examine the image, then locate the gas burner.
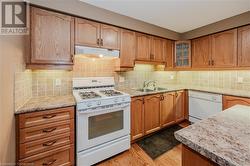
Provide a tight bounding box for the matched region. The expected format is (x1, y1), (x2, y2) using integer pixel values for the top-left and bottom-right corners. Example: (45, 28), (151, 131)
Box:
(79, 91), (101, 99)
(99, 90), (123, 97)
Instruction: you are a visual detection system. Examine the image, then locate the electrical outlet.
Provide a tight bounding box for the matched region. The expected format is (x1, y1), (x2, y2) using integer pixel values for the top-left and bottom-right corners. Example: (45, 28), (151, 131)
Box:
(55, 79), (61, 87)
(237, 77), (243, 83)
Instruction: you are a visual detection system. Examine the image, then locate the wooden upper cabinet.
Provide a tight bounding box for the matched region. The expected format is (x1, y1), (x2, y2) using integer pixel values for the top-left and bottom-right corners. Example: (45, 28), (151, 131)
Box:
(164, 39), (174, 69)
(223, 95), (250, 110)
(30, 7), (74, 66)
(160, 93), (175, 127)
(120, 29), (136, 68)
(175, 91), (186, 122)
(211, 29), (237, 67)
(192, 36), (211, 68)
(144, 94), (161, 135)
(135, 33), (151, 61)
(174, 41), (191, 68)
(238, 25), (250, 67)
(150, 37), (164, 62)
(131, 97), (144, 141)
(75, 18), (100, 47)
(100, 24), (121, 50)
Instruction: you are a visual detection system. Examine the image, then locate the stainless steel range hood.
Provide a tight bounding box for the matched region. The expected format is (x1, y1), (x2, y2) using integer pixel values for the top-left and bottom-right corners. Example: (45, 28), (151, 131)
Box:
(75, 45), (120, 58)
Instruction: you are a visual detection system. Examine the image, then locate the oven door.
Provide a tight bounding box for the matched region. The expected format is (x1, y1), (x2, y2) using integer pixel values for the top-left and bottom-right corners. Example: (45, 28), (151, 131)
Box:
(77, 103), (130, 152)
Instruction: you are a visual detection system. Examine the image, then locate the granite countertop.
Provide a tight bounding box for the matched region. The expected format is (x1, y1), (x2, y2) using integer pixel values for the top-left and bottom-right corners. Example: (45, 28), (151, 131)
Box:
(174, 105), (250, 166)
(116, 84), (250, 98)
(15, 95), (76, 114)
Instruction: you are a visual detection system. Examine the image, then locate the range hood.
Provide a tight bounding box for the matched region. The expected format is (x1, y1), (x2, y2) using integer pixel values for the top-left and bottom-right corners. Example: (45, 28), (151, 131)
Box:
(75, 45), (120, 58)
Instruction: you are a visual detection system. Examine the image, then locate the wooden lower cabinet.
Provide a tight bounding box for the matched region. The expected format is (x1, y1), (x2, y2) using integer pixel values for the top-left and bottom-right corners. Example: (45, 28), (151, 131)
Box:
(131, 97), (145, 141)
(16, 107), (75, 165)
(144, 94), (161, 134)
(131, 91), (187, 141)
(160, 92), (176, 127)
(223, 95), (250, 110)
(175, 91), (186, 122)
(182, 145), (217, 166)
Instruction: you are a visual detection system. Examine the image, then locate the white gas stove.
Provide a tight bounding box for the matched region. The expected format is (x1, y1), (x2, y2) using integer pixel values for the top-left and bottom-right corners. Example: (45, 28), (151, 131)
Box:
(73, 77), (131, 166)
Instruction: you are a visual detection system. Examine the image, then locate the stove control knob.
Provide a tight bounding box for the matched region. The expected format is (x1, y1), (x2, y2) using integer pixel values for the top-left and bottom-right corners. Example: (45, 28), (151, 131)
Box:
(97, 101), (101, 105)
(114, 98), (118, 103)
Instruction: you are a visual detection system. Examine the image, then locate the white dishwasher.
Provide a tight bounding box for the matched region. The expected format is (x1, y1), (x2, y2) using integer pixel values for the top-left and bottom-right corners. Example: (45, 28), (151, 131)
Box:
(189, 90), (222, 123)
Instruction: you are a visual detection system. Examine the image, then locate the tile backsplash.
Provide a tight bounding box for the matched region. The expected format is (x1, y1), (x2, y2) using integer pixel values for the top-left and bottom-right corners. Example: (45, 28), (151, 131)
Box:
(14, 56), (250, 110)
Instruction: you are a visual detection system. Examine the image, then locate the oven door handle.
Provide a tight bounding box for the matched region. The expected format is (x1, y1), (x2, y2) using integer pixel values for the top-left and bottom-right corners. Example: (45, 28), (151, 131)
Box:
(78, 103), (130, 114)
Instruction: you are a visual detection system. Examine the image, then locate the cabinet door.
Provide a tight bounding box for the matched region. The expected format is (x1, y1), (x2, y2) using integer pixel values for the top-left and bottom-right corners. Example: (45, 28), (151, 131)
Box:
(131, 97), (144, 141)
(135, 33), (151, 61)
(151, 37), (164, 62)
(211, 29), (237, 67)
(238, 25), (250, 67)
(120, 29), (136, 68)
(75, 18), (100, 47)
(161, 93), (175, 127)
(175, 91), (186, 122)
(192, 36), (211, 68)
(223, 95), (250, 110)
(174, 41), (191, 68)
(144, 94), (161, 134)
(164, 39), (174, 69)
(31, 7), (74, 65)
(100, 24), (121, 50)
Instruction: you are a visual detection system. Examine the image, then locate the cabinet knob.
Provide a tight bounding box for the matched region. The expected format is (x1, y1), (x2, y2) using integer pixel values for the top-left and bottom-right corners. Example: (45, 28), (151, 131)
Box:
(100, 39), (103, 46)
(43, 140), (57, 147)
(97, 38), (100, 45)
(208, 60), (211, 66)
(211, 60), (215, 66)
(42, 114), (56, 119)
(42, 159), (57, 166)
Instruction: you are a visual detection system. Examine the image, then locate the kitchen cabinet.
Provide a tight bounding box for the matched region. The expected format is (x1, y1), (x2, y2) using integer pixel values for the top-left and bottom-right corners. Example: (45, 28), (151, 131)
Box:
(28, 7), (74, 70)
(135, 33), (151, 61)
(131, 97), (144, 141)
(164, 39), (174, 69)
(160, 92), (176, 127)
(211, 29), (237, 67)
(75, 18), (100, 47)
(175, 91), (186, 122)
(223, 95), (250, 110)
(192, 36), (211, 68)
(16, 107), (75, 165)
(150, 37), (164, 62)
(75, 18), (121, 50)
(238, 25), (250, 67)
(174, 41), (191, 68)
(144, 94), (161, 134)
(120, 29), (136, 68)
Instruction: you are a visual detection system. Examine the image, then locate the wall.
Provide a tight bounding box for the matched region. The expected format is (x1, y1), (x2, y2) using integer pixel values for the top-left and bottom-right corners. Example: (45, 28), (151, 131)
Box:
(28, 0), (180, 40)
(182, 11), (250, 39)
(0, 35), (28, 165)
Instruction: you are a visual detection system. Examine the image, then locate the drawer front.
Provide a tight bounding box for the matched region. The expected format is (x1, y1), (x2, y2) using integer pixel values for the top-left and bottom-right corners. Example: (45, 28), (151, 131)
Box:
(18, 107), (74, 129)
(20, 119), (74, 143)
(19, 145), (74, 166)
(20, 132), (73, 159)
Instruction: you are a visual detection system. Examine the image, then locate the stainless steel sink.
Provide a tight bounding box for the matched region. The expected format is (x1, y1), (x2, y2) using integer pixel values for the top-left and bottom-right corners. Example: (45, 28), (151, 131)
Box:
(136, 87), (168, 92)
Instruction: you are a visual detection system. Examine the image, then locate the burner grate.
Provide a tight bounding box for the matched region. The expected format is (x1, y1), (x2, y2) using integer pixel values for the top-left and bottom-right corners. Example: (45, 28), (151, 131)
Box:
(79, 91), (101, 99)
(99, 90), (123, 97)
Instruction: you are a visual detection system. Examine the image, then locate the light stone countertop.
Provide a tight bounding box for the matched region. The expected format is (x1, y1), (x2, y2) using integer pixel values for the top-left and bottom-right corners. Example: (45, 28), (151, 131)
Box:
(15, 95), (76, 114)
(174, 105), (250, 166)
(116, 84), (250, 98)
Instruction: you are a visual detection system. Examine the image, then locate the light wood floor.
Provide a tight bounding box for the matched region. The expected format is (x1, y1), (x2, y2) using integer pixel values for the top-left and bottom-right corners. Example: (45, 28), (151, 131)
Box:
(97, 122), (189, 166)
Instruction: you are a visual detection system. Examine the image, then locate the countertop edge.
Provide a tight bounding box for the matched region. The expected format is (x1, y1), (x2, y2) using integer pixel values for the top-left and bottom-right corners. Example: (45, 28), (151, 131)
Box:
(174, 132), (234, 166)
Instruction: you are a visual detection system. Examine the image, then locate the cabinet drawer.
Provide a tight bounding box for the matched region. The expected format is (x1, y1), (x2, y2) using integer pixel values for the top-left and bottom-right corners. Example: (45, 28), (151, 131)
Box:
(19, 145), (74, 166)
(18, 107), (74, 129)
(19, 132), (73, 159)
(20, 119), (74, 143)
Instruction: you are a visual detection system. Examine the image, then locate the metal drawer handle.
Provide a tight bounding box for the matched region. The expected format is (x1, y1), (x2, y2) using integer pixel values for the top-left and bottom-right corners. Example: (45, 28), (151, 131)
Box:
(42, 127), (57, 133)
(42, 114), (56, 119)
(43, 140), (57, 147)
(42, 159), (57, 166)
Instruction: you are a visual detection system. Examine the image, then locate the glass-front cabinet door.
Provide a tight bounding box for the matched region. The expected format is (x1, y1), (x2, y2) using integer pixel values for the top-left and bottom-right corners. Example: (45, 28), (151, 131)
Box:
(174, 41), (191, 68)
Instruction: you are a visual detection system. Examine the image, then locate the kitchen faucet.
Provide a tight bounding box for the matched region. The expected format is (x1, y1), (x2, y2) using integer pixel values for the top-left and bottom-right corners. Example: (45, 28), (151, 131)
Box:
(143, 80), (157, 90)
